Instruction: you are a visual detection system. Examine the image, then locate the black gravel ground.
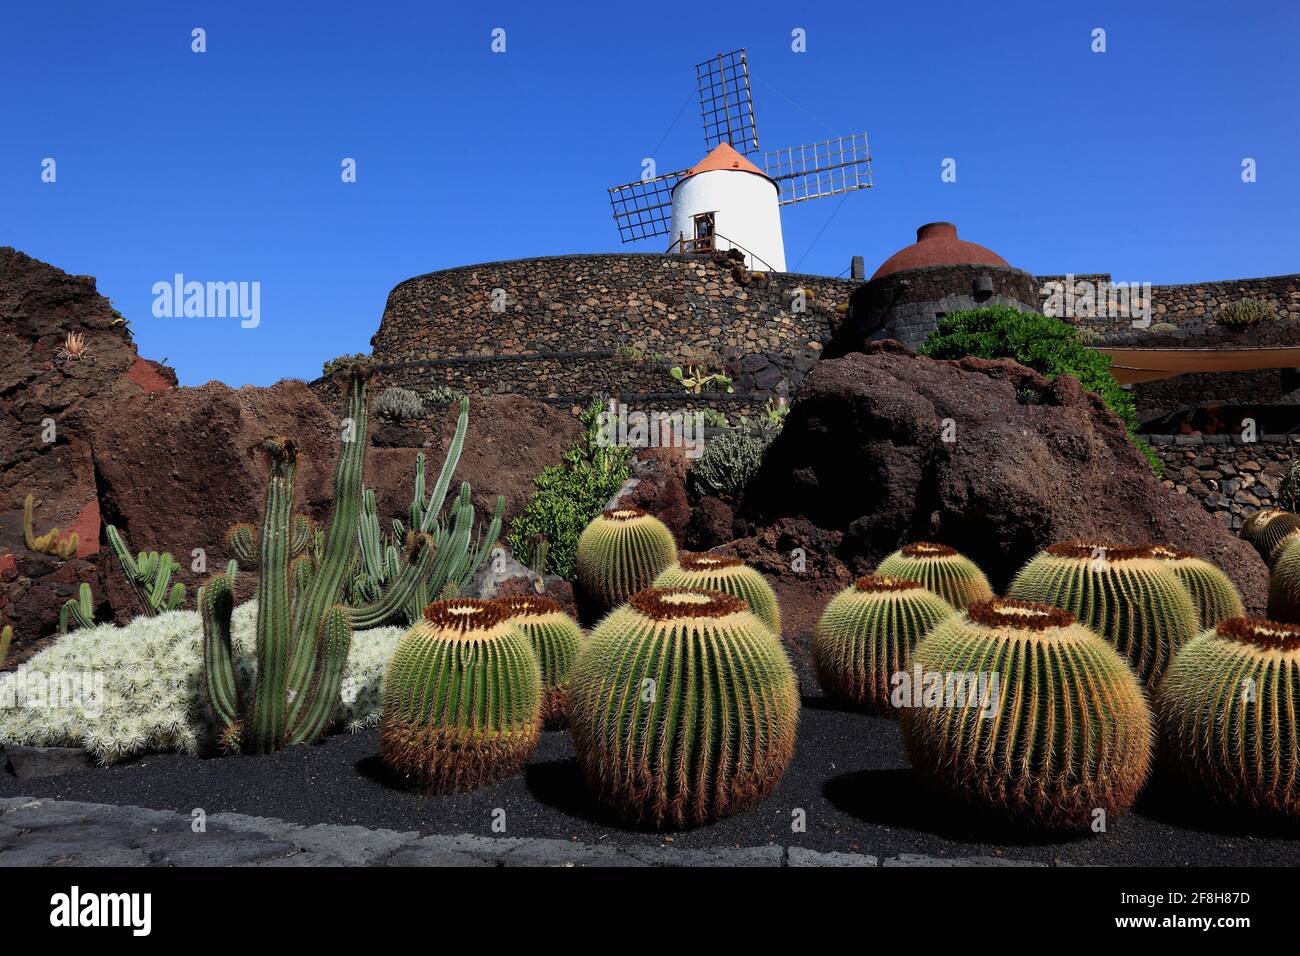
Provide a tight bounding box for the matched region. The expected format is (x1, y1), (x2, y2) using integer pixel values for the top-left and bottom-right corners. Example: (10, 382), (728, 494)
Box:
(3, 694), (1298, 865)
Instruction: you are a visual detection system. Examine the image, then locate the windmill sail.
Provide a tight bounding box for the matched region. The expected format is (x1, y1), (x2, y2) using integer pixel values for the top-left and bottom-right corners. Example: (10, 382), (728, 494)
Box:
(608, 170), (687, 243)
(764, 133), (872, 206)
(696, 49), (760, 155)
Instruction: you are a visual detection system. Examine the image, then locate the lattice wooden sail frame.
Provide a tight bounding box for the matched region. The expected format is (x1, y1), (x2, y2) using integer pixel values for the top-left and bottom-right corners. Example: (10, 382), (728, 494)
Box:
(764, 133), (873, 206)
(696, 49), (760, 155)
(608, 170), (687, 243)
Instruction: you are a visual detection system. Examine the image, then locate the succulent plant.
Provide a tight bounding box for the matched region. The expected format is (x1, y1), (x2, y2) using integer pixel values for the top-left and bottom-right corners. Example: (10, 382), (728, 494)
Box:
(22, 493), (78, 559)
(380, 598), (541, 793)
(875, 542), (993, 610)
(496, 595), (585, 729)
(1267, 535), (1300, 623)
(900, 598), (1152, 829)
(575, 507), (677, 611)
(0, 601), (403, 764)
(1156, 617), (1300, 816)
(1144, 545), (1245, 630)
(0, 624), (11, 665)
(106, 525), (186, 616)
(813, 575), (953, 714)
(1242, 508), (1300, 565)
(568, 587), (799, 828)
(58, 582), (96, 635)
(373, 386), (426, 421)
(1006, 541), (1200, 689)
(653, 552), (781, 633)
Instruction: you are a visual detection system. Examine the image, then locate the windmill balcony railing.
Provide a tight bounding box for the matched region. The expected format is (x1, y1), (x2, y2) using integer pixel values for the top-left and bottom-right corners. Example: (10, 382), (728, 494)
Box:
(666, 232), (777, 273)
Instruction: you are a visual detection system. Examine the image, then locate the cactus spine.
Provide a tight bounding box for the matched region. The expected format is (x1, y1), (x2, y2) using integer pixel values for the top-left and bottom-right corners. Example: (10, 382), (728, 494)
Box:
(1006, 541), (1200, 689)
(575, 507), (677, 611)
(381, 598), (542, 792)
(496, 595), (585, 729)
(568, 587), (799, 828)
(653, 552), (781, 633)
(901, 598), (1152, 828)
(875, 542), (993, 610)
(1242, 508), (1300, 565)
(106, 525), (186, 616)
(813, 575), (953, 714)
(23, 493), (77, 559)
(1156, 617), (1300, 816)
(1145, 545), (1244, 631)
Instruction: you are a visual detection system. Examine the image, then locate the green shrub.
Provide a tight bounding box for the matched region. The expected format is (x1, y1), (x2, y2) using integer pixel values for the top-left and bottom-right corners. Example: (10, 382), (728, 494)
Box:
(689, 427), (774, 499)
(321, 353), (369, 378)
(1218, 299), (1275, 328)
(1149, 322), (1178, 333)
(918, 306), (1162, 476)
(506, 401), (632, 580)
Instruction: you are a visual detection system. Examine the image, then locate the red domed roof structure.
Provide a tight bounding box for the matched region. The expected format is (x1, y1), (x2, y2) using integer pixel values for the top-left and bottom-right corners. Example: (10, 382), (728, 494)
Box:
(872, 222), (1011, 279)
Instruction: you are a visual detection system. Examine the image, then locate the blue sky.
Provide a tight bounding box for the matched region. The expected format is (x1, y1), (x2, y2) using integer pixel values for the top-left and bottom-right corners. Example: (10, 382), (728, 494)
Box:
(2, 0), (1297, 386)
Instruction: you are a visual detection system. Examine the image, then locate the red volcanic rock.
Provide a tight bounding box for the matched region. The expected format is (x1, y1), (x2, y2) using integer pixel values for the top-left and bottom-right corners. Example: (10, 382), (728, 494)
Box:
(871, 222), (1010, 279)
(737, 342), (1268, 621)
(611, 446), (691, 543)
(0, 247), (180, 649)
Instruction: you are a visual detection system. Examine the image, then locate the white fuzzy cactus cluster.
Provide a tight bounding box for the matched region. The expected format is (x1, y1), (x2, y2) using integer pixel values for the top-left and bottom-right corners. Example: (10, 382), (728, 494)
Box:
(0, 603), (402, 764)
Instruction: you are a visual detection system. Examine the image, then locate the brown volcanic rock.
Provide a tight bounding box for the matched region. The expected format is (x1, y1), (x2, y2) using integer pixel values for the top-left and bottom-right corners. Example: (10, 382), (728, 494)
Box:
(0, 247), (176, 649)
(611, 446), (691, 542)
(737, 343), (1268, 622)
(90, 385), (579, 623)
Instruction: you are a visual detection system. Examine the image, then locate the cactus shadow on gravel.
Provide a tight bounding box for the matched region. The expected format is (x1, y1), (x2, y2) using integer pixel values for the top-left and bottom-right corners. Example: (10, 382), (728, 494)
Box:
(1133, 769), (1300, 840)
(823, 768), (1095, 848)
(524, 758), (662, 833)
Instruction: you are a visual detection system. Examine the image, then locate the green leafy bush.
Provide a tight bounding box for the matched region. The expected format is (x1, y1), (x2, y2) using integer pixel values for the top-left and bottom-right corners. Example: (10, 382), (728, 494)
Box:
(1217, 299), (1275, 328)
(918, 306), (1162, 476)
(689, 427), (775, 499)
(506, 401), (632, 580)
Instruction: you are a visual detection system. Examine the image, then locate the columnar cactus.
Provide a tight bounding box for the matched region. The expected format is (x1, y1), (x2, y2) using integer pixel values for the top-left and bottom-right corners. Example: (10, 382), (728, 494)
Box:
(381, 598), (542, 793)
(875, 542), (993, 610)
(813, 575), (953, 714)
(568, 587), (799, 828)
(900, 598), (1152, 828)
(58, 582), (96, 634)
(496, 595), (585, 729)
(575, 507), (677, 611)
(1157, 617), (1300, 816)
(201, 361), (462, 754)
(1145, 545), (1245, 630)
(653, 552), (781, 633)
(0, 625), (11, 665)
(1242, 507), (1300, 565)
(22, 493), (77, 559)
(1006, 541), (1200, 689)
(106, 525), (186, 616)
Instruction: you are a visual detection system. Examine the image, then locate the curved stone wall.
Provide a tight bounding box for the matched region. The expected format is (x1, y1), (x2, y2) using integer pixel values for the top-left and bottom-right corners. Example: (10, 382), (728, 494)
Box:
(370, 251), (856, 405)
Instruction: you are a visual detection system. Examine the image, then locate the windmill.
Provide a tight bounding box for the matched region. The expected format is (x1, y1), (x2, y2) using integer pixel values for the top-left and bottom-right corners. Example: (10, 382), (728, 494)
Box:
(607, 48), (872, 273)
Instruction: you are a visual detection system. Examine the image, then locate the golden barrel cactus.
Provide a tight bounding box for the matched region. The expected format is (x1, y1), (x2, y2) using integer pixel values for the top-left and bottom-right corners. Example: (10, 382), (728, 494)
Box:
(1145, 544), (1245, 631)
(901, 598), (1152, 829)
(1157, 617), (1300, 817)
(495, 595), (585, 730)
(380, 598), (541, 793)
(575, 507), (677, 611)
(568, 587), (799, 828)
(875, 542), (993, 610)
(653, 552), (781, 633)
(813, 575), (953, 714)
(1006, 541), (1200, 689)
(1242, 507), (1300, 566)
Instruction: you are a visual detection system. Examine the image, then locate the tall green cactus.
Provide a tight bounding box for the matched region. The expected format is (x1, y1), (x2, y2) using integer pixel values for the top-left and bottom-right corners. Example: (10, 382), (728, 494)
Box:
(1, 624), (12, 665)
(106, 525), (186, 616)
(200, 361), (444, 749)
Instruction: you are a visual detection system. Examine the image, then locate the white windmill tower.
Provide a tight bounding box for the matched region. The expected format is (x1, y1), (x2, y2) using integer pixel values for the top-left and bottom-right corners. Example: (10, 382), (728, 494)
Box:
(608, 49), (872, 273)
